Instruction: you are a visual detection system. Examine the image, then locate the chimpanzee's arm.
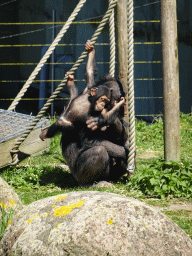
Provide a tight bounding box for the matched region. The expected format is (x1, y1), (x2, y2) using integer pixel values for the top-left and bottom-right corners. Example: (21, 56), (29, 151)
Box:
(39, 74), (76, 141)
(67, 80), (78, 102)
(100, 97), (125, 126)
(86, 98), (125, 131)
(83, 40), (96, 93)
(65, 72), (78, 103)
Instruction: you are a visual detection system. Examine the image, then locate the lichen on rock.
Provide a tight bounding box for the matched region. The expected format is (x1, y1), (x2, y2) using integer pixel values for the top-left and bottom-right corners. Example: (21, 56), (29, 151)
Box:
(0, 191), (192, 256)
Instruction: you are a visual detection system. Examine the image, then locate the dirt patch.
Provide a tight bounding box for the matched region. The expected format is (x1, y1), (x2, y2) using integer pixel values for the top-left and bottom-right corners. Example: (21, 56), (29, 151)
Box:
(148, 202), (192, 212)
(160, 204), (192, 212)
(136, 151), (161, 159)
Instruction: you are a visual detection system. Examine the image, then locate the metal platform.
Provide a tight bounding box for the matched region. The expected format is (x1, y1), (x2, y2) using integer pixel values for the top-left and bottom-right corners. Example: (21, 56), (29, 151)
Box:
(0, 109), (50, 168)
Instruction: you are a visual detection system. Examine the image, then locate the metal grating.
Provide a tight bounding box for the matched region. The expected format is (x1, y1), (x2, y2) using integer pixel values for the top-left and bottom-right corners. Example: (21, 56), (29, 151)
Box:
(0, 109), (49, 143)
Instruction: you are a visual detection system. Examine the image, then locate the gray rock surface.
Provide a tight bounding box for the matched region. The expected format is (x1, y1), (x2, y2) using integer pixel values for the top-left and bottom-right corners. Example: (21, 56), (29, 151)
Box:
(0, 191), (192, 256)
(0, 177), (23, 222)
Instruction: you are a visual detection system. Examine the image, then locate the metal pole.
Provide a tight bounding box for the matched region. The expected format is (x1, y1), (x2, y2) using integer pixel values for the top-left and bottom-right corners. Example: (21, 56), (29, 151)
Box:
(160, 0), (180, 161)
(51, 9), (56, 117)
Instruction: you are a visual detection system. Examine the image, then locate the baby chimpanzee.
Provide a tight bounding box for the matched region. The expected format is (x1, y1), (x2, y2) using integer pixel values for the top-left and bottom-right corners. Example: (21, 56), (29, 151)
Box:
(39, 74), (125, 140)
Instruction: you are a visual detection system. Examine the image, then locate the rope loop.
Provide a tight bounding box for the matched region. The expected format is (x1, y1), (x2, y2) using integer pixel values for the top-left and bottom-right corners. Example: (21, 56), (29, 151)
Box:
(10, 148), (19, 166)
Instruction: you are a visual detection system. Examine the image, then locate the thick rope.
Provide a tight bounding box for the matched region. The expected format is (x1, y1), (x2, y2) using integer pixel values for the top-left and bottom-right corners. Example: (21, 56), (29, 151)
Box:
(8, 0), (87, 112)
(109, 0), (116, 77)
(10, 0), (118, 165)
(127, 0), (136, 172)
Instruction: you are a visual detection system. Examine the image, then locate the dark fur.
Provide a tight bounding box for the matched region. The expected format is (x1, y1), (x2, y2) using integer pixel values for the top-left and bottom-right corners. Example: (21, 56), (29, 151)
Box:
(40, 42), (129, 185)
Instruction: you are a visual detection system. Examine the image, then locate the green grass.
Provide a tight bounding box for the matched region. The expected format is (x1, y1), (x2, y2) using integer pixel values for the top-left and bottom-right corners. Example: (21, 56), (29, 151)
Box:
(162, 210), (192, 238)
(0, 113), (192, 239)
(0, 205), (15, 240)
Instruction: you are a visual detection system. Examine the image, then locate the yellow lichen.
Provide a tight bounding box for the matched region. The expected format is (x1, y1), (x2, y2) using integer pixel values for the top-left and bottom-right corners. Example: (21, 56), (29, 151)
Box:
(9, 199), (15, 206)
(0, 199), (16, 209)
(53, 223), (61, 230)
(53, 201), (85, 216)
(6, 219), (12, 228)
(43, 213), (49, 217)
(27, 214), (40, 224)
(0, 202), (5, 209)
(52, 205), (56, 208)
(107, 219), (113, 225)
(55, 195), (68, 201)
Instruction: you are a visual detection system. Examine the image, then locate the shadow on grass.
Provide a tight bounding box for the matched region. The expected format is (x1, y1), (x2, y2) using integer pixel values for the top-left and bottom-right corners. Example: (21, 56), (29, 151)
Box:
(39, 166), (78, 189)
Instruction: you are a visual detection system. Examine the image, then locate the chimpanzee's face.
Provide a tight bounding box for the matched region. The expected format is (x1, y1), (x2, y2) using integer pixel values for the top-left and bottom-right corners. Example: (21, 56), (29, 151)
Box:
(95, 95), (110, 112)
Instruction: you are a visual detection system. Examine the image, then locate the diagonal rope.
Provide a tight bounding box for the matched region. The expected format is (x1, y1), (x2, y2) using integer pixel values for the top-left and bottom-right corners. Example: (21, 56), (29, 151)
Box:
(8, 0), (87, 111)
(127, 0), (136, 172)
(10, 0), (118, 165)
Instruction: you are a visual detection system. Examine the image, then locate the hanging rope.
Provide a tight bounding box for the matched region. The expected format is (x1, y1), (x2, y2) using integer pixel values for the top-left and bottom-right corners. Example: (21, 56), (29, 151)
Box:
(10, 0), (118, 165)
(127, 0), (136, 172)
(109, 0), (116, 76)
(8, 0), (87, 112)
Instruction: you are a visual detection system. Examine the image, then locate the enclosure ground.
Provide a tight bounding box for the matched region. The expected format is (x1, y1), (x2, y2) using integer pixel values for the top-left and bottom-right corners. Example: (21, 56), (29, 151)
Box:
(0, 114), (191, 240)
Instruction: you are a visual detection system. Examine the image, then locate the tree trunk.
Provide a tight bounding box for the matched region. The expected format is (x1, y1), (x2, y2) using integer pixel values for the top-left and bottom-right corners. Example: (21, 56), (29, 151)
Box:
(160, 0), (180, 161)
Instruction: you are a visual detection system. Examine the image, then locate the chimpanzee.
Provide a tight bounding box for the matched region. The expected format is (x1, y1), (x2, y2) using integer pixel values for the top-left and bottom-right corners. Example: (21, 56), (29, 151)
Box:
(40, 40), (129, 185)
(59, 74), (129, 185)
(40, 41), (125, 140)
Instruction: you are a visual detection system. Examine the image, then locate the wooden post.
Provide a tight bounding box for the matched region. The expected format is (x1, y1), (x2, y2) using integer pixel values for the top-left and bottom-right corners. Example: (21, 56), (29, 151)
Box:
(116, 0), (128, 122)
(160, 0), (180, 161)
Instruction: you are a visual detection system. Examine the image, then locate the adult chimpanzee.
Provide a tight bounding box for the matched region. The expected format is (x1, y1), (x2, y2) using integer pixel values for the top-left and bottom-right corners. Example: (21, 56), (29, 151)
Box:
(40, 40), (129, 185)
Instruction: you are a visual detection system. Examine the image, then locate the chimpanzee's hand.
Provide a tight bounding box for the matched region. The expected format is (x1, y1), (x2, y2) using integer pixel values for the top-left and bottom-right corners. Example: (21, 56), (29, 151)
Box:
(65, 71), (74, 82)
(86, 116), (110, 131)
(39, 129), (48, 141)
(86, 116), (99, 131)
(114, 97), (125, 106)
(85, 40), (94, 53)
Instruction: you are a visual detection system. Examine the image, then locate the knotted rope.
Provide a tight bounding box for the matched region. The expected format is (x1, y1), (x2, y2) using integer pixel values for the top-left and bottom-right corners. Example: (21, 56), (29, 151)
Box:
(10, 0), (118, 165)
(127, 0), (136, 172)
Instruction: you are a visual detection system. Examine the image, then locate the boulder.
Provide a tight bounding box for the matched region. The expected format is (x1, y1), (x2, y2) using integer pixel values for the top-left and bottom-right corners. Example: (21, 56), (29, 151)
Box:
(0, 191), (192, 256)
(0, 177), (23, 222)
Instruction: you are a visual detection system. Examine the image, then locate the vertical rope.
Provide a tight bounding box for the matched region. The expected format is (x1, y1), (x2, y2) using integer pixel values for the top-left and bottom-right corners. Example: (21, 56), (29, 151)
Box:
(127, 0), (136, 172)
(109, 0), (116, 77)
(10, 0), (118, 165)
(8, 0), (87, 112)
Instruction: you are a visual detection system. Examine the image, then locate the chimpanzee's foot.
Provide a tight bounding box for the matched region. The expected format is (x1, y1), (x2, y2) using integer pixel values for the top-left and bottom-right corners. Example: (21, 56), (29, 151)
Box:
(39, 129), (48, 141)
(91, 181), (114, 188)
(79, 181), (114, 188)
(58, 117), (73, 129)
(126, 164), (134, 179)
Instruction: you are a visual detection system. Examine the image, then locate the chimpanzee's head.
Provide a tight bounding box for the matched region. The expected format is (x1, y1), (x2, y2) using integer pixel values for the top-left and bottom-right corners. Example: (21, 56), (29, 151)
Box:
(89, 85), (111, 112)
(95, 74), (128, 118)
